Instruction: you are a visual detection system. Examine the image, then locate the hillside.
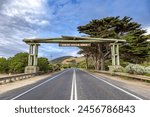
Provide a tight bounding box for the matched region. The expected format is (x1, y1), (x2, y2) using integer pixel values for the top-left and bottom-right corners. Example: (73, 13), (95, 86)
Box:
(50, 56), (72, 64)
(50, 56), (85, 64)
(62, 56), (85, 64)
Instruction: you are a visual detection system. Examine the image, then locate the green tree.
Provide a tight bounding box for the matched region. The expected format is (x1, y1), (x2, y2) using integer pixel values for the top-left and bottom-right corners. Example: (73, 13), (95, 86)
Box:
(120, 30), (149, 63)
(77, 16), (150, 69)
(38, 57), (49, 72)
(145, 34), (150, 39)
(0, 57), (9, 73)
(9, 53), (28, 73)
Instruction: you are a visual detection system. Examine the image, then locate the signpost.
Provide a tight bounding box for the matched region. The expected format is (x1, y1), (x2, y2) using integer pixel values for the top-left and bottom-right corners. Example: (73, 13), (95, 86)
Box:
(59, 43), (91, 47)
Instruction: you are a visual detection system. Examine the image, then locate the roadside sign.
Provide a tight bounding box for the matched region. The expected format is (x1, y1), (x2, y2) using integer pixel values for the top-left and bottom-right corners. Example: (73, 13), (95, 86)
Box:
(59, 43), (91, 47)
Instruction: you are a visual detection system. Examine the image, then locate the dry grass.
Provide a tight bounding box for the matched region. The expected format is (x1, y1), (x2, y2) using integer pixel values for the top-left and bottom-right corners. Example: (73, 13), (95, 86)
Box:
(62, 57), (85, 64)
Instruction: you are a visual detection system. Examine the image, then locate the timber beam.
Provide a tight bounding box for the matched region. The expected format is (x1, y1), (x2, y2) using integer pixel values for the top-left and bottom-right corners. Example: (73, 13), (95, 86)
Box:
(23, 36), (126, 44)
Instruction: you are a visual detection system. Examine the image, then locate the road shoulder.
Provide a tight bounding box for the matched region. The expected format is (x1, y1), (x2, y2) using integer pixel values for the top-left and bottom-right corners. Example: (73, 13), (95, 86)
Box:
(0, 73), (57, 94)
(90, 71), (150, 100)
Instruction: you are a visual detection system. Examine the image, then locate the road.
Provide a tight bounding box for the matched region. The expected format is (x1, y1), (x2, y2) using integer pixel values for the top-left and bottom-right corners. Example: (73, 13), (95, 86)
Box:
(0, 68), (145, 100)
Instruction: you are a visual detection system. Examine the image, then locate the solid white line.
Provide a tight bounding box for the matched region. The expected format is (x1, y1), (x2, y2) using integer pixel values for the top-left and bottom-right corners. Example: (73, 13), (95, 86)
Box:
(74, 69), (78, 100)
(70, 69), (78, 100)
(70, 70), (74, 100)
(83, 70), (143, 100)
(11, 69), (69, 100)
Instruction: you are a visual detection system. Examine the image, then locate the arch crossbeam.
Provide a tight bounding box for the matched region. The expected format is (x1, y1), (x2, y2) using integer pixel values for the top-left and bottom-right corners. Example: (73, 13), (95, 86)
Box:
(23, 36), (126, 73)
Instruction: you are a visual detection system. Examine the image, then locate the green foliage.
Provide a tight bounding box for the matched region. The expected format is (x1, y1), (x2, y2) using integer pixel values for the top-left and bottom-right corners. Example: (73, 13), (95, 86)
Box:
(113, 66), (125, 72)
(38, 57), (49, 72)
(125, 64), (145, 75)
(104, 59), (111, 70)
(0, 57), (9, 73)
(77, 16), (150, 67)
(142, 61), (150, 67)
(49, 63), (54, 71)
(120, 59), (130, 67)
(144, 66), (150, 74)
(145, 34), (150, 39)
(0, 53), (60, 74)
(62, 64), (71, 69)
(76, 60), (87, 69)
(9, 53), (28, 73)
(48, 63), (62, 72)
(120, 32), (149, 63)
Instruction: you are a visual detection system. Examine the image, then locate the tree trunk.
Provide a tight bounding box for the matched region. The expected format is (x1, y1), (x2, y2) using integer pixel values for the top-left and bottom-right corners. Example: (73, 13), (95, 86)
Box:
(95, 56), (98, 70)
(100, 57), (104, 70)
(85, 54), (89, 69)
(97, 44), (105, 70)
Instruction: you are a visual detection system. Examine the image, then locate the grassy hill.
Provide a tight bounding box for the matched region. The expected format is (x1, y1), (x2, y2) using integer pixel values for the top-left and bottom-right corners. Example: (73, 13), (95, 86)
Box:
(50, 56), (85, 64)
(50, 56), (72, 64)
(62, 56), (85, 64)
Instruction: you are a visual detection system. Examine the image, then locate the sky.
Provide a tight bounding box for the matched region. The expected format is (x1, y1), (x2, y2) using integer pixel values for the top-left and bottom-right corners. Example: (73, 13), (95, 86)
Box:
(0, 0), (150, 59)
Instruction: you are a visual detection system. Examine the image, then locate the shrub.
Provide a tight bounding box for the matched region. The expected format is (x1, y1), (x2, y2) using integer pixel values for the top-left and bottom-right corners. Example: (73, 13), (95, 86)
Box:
(113, 66), (125, 72)
(125, 64), (145, 75)
(145, 66), (150, 74)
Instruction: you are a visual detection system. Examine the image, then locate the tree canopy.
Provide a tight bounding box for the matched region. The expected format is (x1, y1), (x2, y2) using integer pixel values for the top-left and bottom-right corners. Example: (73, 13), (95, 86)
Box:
(77, 16), (150, 69)
(0, 57), (9, 73)
(0, 53), (52, 74)
(38, 57), (50, 72)
(8, 52), (28, 73)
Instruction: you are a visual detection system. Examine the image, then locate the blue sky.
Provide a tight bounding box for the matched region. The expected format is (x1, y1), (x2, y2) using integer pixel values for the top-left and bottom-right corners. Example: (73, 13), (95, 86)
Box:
(0, 0), (150, 59)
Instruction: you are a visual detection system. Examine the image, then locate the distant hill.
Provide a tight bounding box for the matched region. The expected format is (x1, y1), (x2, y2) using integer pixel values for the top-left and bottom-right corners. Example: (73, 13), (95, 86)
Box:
(62, 56), (85, 64)
(50, 56), (72, 64)
(50, 56), (85, 64)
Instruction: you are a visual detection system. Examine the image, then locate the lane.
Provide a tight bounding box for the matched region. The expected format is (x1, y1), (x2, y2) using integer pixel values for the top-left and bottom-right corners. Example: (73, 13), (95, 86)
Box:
(0, 69), (73, 100)
(13, 69), (73, 100)
(76, 69), (143, 100)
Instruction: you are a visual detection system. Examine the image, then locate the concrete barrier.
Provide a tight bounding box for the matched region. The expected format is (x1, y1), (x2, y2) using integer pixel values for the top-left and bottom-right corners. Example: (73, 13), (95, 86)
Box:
(0, 73), (37, 85)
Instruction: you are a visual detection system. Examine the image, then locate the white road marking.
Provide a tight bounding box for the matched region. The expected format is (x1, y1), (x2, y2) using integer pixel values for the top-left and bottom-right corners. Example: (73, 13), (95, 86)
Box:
(84, 70), (143, 100)
(70, 70), (74, 100)
(74, 69), (78, 100)
(10, 69), (70, 100)
(70, 69), (78, 100)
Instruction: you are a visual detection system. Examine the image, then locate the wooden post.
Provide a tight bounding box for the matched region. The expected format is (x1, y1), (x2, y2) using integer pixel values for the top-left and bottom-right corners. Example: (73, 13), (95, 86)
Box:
(34, 44), (39, 66)
(111, 44), (115, 66)
(109, 43), (121, 72)
(116, 44), (120, 66)
(25, 43), (40, 73)
(111, 43), (120, 66)
(28, 44), (33, 66)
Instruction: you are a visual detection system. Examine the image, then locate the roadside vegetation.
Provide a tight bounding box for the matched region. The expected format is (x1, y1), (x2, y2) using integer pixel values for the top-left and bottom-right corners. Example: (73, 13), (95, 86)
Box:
(0, 53), (61, 74)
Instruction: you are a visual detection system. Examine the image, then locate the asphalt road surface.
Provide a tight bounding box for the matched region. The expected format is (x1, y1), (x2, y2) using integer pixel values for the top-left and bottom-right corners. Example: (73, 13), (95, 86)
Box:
(0, 68), (145, 100)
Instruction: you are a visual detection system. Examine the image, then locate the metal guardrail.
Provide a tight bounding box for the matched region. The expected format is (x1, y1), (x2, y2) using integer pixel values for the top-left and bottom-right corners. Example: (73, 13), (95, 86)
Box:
(94, 70), (150, 82)
(0, 73), (37, 85)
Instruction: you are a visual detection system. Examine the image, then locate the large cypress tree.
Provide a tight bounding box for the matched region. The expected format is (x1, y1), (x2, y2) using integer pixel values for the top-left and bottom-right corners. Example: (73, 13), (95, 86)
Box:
(77, 16), (150, 69)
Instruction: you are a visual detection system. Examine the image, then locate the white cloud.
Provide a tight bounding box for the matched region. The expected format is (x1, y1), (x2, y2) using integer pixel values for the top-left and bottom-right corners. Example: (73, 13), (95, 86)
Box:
(0, 0), (52, 57)
(143, 26), (150, 35)
(1, 0), (50, 25)
(146, 27), (150, 35)
(70, 50), (81, 57)
(1, 0), (46, 16)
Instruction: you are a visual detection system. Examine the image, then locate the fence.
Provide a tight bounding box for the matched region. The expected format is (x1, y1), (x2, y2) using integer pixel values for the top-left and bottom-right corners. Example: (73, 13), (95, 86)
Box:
(94, 70), (150, 82)
(0, 73), (37, 85)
